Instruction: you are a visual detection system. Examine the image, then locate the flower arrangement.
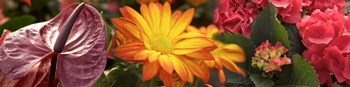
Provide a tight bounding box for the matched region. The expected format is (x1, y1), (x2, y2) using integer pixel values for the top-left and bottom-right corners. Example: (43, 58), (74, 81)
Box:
(0, 0), (349, 87)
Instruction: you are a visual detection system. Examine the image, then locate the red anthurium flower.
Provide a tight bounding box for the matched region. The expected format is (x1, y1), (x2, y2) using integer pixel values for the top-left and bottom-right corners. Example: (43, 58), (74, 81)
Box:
(0, 3), (106, 87)
(0, 29), (10, 45)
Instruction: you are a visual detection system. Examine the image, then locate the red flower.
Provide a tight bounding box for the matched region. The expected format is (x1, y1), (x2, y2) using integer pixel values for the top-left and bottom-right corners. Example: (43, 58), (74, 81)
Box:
(276, 0), (302, 24)
(297, 8), (350, 85)
(252, 0), (268, 8)
(213, 0), (259, 37)
(0, 3), (106, 87)
(0, 30), (10, 45)
(304, 0), (345, 14)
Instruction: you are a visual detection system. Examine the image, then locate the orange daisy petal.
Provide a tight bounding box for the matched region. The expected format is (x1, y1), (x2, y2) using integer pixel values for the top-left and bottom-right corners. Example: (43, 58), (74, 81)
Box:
(148, 50), (161, 62)
(134, 50), (152, 61)
(140, 4), (153, 31)
(168, 55), (188, 82)
(142, 62), (161, 81)
(169, 8), (194, 39)
(114, 42), (145, 61)
(186, 25), (201, 32)
(174, 32), (206, 42)
(204, 60), (215, 68)
(160, 2), (171, 35)
(219, 58), (246, 77)
(175, 38), (215, 49)
(148, 3), (161, 34)
(214, 58), (223, 69)
(159, 54), (174, 74)
(111, 18), (141, 41)
(187, 69), (194, 83)
(171, 10), (182, 28)
(172, 49), (201, 55)
(223, 44), (244, 53)
(182, 58), (209, 83)
(119, 7), (132, 20)
(185, 50), (214, 60)
(159, 70), (172, 87)
(218, 69), (226, 84)
(218, 51), (245, 63)
(124, 6), (153, 37)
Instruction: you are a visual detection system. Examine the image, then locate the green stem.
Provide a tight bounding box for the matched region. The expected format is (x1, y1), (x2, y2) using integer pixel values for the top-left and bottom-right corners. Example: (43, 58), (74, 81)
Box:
(192, 77), (200, 87)
(148, 77), (157, 87)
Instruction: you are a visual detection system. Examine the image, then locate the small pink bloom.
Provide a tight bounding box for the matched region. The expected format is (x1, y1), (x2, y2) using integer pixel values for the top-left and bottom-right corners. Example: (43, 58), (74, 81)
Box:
(252, 40), (291, 73)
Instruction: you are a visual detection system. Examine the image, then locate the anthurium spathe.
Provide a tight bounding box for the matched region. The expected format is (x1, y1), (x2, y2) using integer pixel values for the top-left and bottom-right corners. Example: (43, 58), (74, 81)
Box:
(0, 29), (10, 44)
(112, 2), (216, 87)
(0, 3), (106, 87)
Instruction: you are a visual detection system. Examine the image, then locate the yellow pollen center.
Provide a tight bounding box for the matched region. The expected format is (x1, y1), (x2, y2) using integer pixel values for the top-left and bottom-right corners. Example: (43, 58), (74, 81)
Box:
(151, 37), (173, 54)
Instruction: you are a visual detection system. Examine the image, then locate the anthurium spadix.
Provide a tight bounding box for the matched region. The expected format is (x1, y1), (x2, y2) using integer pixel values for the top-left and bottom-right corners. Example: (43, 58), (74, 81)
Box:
(0, 3), (106, 87)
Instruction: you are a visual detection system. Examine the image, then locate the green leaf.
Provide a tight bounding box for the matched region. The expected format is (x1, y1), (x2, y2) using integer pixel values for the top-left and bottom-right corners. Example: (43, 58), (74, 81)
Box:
(120, 0), (137, 7)
(275, 54), (320, 87)
(0, 15), (36, 34)
(105, 21), (114, 51)
(250, 3), (290, 49)
(283, 24), (305, 57)
(249, 73), (275, 87)
(214, 33), (256, 72)
(92, 73), (108, 87)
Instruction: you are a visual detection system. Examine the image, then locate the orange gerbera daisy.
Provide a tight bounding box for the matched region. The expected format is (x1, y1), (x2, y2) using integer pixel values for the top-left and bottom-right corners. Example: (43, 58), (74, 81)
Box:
(186, 25), (246, 84)
(136, 0), (174, 4)
(111, 2), (216, 87)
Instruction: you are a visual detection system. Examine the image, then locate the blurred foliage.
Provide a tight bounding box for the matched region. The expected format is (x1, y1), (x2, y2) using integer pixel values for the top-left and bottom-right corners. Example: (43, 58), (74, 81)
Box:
(0, 15), (36, 34)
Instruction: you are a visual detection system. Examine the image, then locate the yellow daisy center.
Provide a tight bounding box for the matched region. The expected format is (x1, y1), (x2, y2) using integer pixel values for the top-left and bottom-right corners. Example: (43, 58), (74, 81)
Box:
(150, 36), (173, 54)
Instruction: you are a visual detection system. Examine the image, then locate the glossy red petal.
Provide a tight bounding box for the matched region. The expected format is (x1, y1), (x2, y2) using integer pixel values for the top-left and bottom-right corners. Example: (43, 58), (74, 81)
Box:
(0, 3), (106, 87)
(0, 57), (52, 87)
(0, 24), (53, 79)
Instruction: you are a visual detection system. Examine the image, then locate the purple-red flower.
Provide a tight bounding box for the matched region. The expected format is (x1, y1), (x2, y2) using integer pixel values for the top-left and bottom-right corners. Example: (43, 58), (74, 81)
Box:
(213, 0), (259, 37)
(0, 3), (106, 87)
(297, 8), (350, 86)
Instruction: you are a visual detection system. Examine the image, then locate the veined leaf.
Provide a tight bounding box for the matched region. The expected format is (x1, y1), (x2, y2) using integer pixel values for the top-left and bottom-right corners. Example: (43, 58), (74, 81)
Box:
(249, 73), (275, 87)
(250, 3), (290, 49)
(275, 54), (319, 87)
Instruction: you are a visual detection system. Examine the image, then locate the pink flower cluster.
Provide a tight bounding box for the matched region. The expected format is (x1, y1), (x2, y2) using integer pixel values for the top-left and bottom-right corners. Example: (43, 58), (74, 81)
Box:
(252, 40), (291, 73)
(214, 0), (346, 38)
(297, 9), (350, 85)
(302, 0), (345, 14)
(213, 0), (259, 37)
(253, 0), (302, 24)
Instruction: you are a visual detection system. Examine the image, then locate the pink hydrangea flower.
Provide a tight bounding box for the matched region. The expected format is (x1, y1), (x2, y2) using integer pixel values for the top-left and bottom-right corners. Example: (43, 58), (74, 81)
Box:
(297, 8), (350, 86)
(252, 0), (302, 24)
(213, 0), (259, 37)
(252, 40), (291, 73)
(304, 0), (345, 14)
